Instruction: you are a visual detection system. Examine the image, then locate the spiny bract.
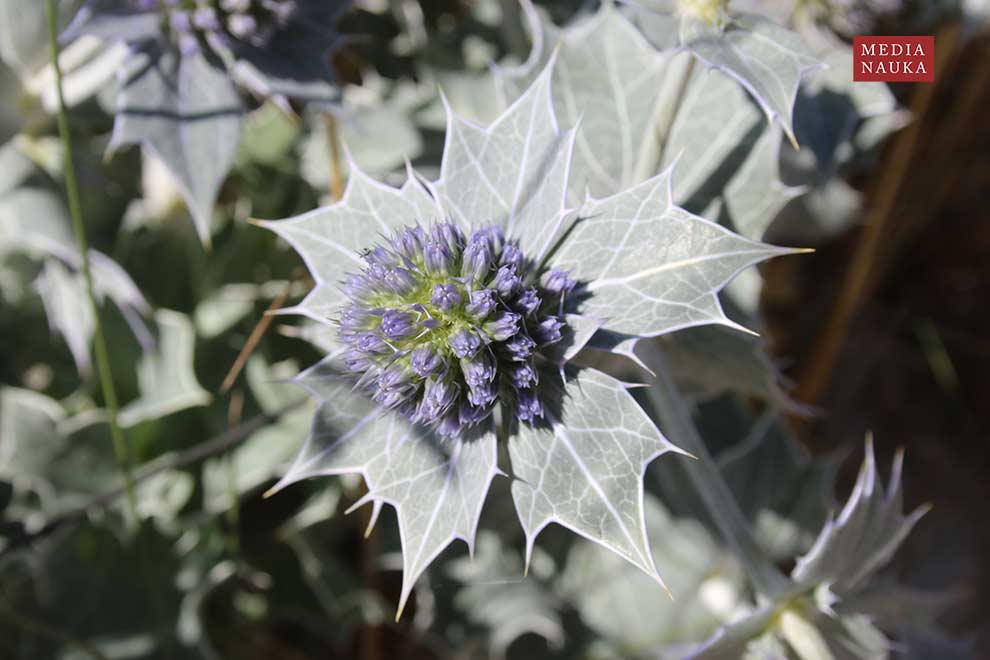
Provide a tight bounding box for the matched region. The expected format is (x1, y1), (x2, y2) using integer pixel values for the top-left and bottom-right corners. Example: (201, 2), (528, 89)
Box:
(340, 222), (573, 437)
(132, 0), (304, 55)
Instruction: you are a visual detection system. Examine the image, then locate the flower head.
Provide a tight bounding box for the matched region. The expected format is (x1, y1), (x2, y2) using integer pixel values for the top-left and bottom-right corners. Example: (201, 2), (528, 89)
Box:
(339, 222), (570, 436)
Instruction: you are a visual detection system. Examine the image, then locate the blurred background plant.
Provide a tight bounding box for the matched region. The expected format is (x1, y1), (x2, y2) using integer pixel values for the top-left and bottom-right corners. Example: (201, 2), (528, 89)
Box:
(0, 0), (988, 658)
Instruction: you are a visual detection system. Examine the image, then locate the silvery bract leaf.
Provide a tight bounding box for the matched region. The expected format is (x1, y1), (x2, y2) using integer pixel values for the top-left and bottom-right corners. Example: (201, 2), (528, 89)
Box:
(658, 325), (788, 405)
(448, 531), (564, 659)
(561, 493), (743, 651)
(495, 2), (682, 200)
(508, 367), (685, 586)
(690, 441), (930, 660)
(433, 60), (575, 263)
(0, 387), (65, 477)
(60, 0), (161, 43)
(118, 310), (210, 428)
(34, 258), (95, 373)
(678, 14), (822, 146)
(111, 46), (243, 246)
(662, 62), (800, 240)
(552, 168), (794, 338)
(261, 164), (442, 324)
(225, 1), (345, 105)
(271, 360), (500, 619)
(792, 440), (928, 594)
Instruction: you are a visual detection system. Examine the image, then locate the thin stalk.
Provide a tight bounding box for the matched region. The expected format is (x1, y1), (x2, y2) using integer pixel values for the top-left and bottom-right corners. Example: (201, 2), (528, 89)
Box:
(323, 112), (345, 201)
(639, 341), (791, 598)
(44, 0), (139, 528)
(653, 54), (696, 172)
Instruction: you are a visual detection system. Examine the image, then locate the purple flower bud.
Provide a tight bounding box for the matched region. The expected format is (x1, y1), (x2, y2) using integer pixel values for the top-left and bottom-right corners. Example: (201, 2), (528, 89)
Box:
(515, 288), (541, 316)
(459, 401), (492, 427)
(534, 316), (564, 345)
(436, 413), (462, 437)
(424, 223), (463, 276)
(380, 310), (414, 340)
(461, 237), (494, 281)
(424, 239), (455, 276)
(343, 349), (371, 373)
(169, 10), (192, 32)
(508, 362), (538, 389)
(339, 307), (371, 338)
(467, 380), (497, 407)
(491, 265), (520, 296)
(466, 288), (497, 319)
(178, 32), (200, 56)
(378, 361), (412, 389)
(364, 246), (399, 280)
(356, 332), (388, 354)
(472, 225), (504, 252)
(484, 311), (520, 341)
(431, 283), (462, 311)
(544, 268), (576, 296)
(417, 377), (459, 424)
(373, 383), (413, 409)
(410, 345), (444, 377)
(504, 334), (536, 361)
(516, 390), (544, 422)
(500, 244), (524, 270)
(461, 351), (496, 388)
(192, 7), (220, 31)
(391, 226), (426, 261)
(448, 328), (484, 359)
(343, 273), (373, 299)
(434, 223), (465, 251)
(228, 13), (258, 39)
(382, 267), (418, 295)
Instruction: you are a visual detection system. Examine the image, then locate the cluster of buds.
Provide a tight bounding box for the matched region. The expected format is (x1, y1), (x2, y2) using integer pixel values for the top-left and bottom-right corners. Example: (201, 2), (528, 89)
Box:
(134, 0), (298, 55)
(339, 222), (574, 437)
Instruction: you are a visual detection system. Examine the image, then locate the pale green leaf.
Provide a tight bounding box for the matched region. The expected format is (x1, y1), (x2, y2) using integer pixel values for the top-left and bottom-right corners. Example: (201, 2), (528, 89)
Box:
(118, 310), (210, 428)
(261, 163), (442, 324)
(112, 46), (243, 246)
(792, 441), (928, 594)
(0, 386), (65, 477)
(34, 258), (95, 373)
(449, 531), (564, 659)
(561, 494), (744, 650)
(508, 367), (684, 588)
(433, 58), (576, 262)
(552, 169), (793, 337)
(270, 359), (501, 619)
(495, 2), (681, 199)
(679, 13), (822, 145)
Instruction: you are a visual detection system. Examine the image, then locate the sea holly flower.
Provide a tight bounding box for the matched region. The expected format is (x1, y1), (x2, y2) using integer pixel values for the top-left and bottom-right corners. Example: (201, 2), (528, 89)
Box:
(259, 58), (798, 618)
(60, 0), (348, 245)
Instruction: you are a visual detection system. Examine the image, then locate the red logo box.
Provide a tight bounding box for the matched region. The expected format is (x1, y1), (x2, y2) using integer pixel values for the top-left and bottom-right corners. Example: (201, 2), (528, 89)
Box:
(853, 36), (935, 82)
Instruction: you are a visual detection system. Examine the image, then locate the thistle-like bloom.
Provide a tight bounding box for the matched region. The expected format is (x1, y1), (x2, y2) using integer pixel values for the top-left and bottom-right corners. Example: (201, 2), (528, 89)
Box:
(261, 60), (795, 618)
(61, 0), (348, 244)
(340, 222), (572, 436)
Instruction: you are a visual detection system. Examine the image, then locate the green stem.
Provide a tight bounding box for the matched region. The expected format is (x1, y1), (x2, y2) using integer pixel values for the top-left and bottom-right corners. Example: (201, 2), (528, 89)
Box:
(44, 0), (139, 528)
(638, 341), (791, 598)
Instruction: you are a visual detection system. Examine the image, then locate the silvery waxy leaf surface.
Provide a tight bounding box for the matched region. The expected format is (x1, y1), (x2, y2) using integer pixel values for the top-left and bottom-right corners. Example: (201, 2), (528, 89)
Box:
(690, 440), (931, 660)
(60, 0), (347, 244)
(629, 0), (823, 146)
(261, 55), (792, 616)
